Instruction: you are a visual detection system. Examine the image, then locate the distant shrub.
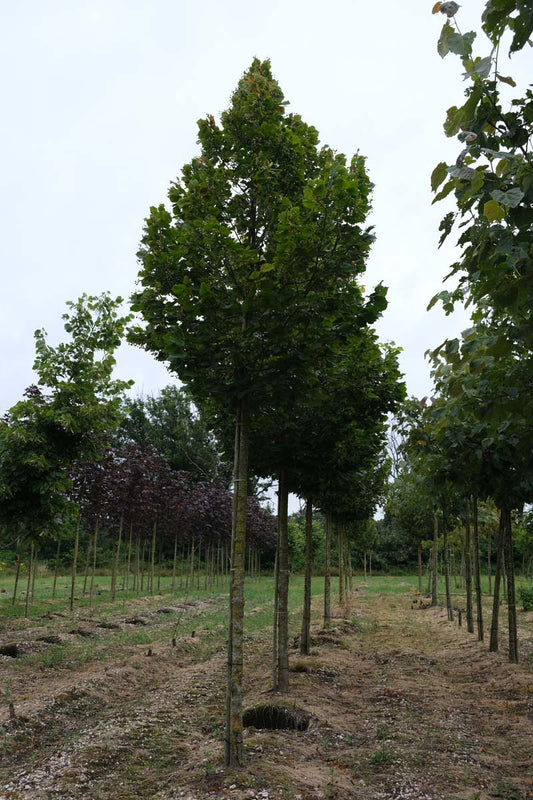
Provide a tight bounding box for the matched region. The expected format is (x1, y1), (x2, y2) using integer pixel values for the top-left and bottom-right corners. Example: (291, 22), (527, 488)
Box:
(518, 585), (533, 611)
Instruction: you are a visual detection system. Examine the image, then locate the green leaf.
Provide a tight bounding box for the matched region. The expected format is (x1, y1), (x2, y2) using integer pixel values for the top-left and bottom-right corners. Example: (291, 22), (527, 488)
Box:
(438, 212), (455, 247)
(490, 188), (525, 208)
(432, 179), (456, 204)
(448, 30), (476, 58)
(465, 56), (492, 79)
(431, 162), (449, 192)
(438, 21), (454, 58)
(450, 166), (476, 180)
(509, 7), (533, 54)
(483, 200), (505, 222)
(497, 73), (517, 87)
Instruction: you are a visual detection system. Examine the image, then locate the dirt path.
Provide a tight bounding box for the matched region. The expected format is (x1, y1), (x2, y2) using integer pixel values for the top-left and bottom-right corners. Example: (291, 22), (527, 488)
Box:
(1, 585), (532, 800)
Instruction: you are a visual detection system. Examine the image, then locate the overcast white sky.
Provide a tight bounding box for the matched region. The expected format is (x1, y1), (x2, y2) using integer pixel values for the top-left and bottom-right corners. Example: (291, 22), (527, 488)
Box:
(1, 1), (529, 415)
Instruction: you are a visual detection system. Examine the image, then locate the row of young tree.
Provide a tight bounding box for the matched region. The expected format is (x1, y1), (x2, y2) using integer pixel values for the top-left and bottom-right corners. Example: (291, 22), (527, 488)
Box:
(385, 1), (533, 664)
(1, 60), (404, 767)
(129, 57), (405, 766)
(4, 0), (528, 769)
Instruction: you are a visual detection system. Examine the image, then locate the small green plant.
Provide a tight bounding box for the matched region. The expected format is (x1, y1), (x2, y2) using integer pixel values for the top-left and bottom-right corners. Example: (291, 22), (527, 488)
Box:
(376, 723), (389, 741)
(369, 746), (395, 768)
(325, 766), (338, 799)
(518, 585), (533, 611)
(493, 781), (521, 799)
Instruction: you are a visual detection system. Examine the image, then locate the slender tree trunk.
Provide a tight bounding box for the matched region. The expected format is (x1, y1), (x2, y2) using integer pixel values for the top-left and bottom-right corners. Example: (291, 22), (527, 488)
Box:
(111, 515), (123, 602)
(502, 559), (508, 601)
(442, 506), (453, 621)
(323, 514), (331, 628)
(136, 535), (142, 595)
(12, 541), (21, 606)
(124, 523), (133, 603)
(472, 497), (484, 642)
(417, 542), (422, 594)
(25, 542), (34, 618)
(338, 521), (345, 605)
(52, 539), (61, 600)
(276, 469), (290, 693)
(431, 514), (439, 607)
(70, 516), (80, 612)
(369, 550), (372, 578)
(172, 532), (178, 593)
(197, 542), (201, 590)
(300, 498), (313, 656)
(82, 534), (92, 596)
(89, 521), (99, 608)
(363, 551), (367, 580)
(157, 543), (162, 593)
(205, 544), (210, 590)
(489, 509), (504, 652)
(464, 500), (474, 633)
(31, 546), (38, 602)
(150, 520), (157, 596)
(180, 545), (186, 589)
(225, 397), (249, 768)
(502, 505), (518, 663)
(487, 527), (492, 596)
(189, 537), (195, 592)
(347, 540), (353, 593)
(272, 522), (280, 690)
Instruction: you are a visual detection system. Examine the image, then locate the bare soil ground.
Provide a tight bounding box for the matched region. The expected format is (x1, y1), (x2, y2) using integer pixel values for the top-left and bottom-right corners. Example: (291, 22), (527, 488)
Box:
(1, 584), (532, 800)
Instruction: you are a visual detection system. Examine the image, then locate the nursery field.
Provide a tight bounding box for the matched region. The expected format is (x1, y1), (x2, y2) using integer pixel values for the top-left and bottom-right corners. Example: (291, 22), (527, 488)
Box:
(1, 575), (532, 800)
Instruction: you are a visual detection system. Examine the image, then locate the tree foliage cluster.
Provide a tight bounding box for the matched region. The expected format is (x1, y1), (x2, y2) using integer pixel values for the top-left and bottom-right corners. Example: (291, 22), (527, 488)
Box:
(384, 0), (533, 663)
(131, 58), (405, 764)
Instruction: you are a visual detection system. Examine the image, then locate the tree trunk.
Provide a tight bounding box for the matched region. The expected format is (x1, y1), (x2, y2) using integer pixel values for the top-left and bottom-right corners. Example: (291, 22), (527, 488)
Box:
(111, 515), (123, 602)
(197, 541), (201, 590)
(489, 509), (504, 652)
(52, 539), (61, 600)
(89, 521), (99, 608)
(464, 500), (474, 633)
(70, 516), (80, 612)
(272, 521), (280, 689)
(136, 535), (142, 596)
(172, 532), (178, 593)
(338, 521), (345, 605)
(472, 496), (484, 642)
(442, 508), (453, 621)
(300, 498), (313, 656)
(25, 542), (34, 618)
(82, 534), (92, 596)
(417, 542), (422, 594)
(225, 398), (249, 768)
(276, 469), (290, 693)
(124, 523), (133, 603)
(487, 527), (492, 596)
(31, 546), (38, 603)
(150, 520), (157, 596)
(431, 513), (439, 607)
(502, 505), (518, 663)
(323, 514), (332, 628)
(188, 538), (195, 592)
(12, 541), (21, 606)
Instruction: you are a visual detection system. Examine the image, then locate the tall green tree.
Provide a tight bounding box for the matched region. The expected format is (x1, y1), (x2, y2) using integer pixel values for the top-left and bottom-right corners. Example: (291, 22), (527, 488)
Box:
(0, 294), (132, 578)
(131, 59), (385, 765)
(117, 386), (227, 482)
